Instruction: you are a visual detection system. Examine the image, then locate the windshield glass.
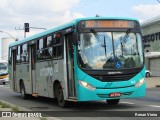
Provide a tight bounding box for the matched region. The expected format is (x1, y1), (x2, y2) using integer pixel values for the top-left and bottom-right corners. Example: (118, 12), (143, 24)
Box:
(0, 63), (8, 74)
(78, 32), (144, 70)
(0, 63), (7, 70)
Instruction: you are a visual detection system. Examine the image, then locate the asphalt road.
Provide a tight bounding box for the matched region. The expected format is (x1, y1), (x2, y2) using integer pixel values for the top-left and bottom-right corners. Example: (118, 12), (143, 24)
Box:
(0, 84), (160, 120)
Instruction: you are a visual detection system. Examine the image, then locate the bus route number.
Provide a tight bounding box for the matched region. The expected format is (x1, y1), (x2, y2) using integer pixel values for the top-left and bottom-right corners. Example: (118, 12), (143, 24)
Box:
(85, 21), (96, 28)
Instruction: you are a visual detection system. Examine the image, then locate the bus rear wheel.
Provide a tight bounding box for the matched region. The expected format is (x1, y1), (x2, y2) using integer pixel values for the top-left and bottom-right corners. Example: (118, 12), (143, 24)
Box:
(20, 82), (28, 100)
(55, 83), (68, 108)
(106, 99), (120, 105)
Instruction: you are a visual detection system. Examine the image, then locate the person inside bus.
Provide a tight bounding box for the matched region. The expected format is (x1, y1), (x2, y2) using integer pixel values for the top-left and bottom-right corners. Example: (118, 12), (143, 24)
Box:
(103, 57), (115, 69)
(124, 57), (136, 68)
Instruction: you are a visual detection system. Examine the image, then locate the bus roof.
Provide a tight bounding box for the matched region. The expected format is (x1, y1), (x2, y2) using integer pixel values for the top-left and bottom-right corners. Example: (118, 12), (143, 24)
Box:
(9, 17), (139, 47)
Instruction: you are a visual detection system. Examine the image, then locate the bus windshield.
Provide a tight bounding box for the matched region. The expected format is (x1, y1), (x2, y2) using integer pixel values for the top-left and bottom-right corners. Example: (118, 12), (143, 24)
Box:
(78, 32), (144, 70)
(0, 63), (8, 74)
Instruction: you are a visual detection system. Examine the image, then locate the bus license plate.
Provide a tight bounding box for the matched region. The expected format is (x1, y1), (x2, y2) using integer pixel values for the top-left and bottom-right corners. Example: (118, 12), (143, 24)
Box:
(109, 92), (121, 97)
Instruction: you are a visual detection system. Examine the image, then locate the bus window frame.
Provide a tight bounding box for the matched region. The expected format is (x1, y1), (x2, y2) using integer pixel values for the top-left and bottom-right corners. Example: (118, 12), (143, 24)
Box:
(53, 32), (63, 60)
(21, 43), (29, 64)
(16, 45), (21, 64)
(35, 32), (64, 62)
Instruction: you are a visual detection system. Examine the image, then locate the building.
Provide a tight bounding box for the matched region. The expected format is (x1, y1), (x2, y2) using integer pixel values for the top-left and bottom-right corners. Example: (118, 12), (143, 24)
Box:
(141, 15), (160, 76)
(0, 38), (15, 60)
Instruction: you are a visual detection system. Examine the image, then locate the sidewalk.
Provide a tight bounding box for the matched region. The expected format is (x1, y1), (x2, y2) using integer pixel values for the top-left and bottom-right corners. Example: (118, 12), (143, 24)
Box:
(145, 77), (160, 88)
(0, 100), (56, 120)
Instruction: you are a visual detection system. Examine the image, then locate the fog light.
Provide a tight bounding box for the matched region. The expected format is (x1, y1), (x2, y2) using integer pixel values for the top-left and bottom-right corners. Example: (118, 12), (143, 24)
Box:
(78, 80), (96, 90)
(135, 78), (145, 88)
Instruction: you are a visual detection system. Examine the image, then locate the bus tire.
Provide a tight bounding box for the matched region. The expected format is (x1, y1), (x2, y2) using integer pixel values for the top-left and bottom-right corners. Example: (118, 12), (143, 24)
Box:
(20, 82), (28, 100)
(106, 99), (120, 105)
(55, 83), (68, 108)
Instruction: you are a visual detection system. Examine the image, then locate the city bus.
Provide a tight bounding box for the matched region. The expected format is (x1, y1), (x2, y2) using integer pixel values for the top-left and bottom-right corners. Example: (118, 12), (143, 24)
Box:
(0, 60), (9, 85)
(8, 17), (146, 107)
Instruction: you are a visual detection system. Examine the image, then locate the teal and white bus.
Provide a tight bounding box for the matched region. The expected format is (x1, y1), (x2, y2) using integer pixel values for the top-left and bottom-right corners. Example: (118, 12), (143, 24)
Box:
(9, 17), (146, 107)
(0, 60), (9, 85)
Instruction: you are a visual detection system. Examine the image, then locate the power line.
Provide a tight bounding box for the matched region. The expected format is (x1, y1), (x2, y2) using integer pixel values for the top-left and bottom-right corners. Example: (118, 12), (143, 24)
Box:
(157, 0), (160, 3)
(71, 0), (94, 10)
(53, 0), (97, 18)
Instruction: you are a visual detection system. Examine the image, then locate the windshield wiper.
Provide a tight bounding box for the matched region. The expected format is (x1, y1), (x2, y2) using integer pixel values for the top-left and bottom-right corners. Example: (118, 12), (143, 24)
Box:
(90, 29), (101, 42)
(102, 36), (107, 56)
(123, 28), (132, 42)
(120, 28), (132, 48)
(90, 29), (107, 56)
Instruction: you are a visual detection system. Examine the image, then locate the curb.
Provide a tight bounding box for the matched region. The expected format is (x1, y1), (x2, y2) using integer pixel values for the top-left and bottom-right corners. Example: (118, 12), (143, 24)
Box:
(0, 99), (29, 111)
(0, 100), (59, 120)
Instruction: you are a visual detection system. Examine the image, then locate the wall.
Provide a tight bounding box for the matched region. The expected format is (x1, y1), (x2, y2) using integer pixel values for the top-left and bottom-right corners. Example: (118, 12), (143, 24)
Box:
(1, 38), (14, 60)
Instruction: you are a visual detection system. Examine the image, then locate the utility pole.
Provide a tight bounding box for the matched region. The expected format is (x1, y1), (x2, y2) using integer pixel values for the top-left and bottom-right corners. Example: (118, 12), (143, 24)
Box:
(15, 23), (47, 38)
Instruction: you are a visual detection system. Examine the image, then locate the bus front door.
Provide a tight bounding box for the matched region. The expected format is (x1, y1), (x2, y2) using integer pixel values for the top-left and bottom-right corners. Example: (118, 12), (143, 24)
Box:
(11, 50), (16, 91)
(29, 44), (36, 95)
(65, 33), (76, 98)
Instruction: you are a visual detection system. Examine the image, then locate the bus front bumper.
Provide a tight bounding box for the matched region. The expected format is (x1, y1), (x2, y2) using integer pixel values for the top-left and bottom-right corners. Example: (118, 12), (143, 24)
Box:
(0, 78), (9, 84)
(77, 82), (146, 101)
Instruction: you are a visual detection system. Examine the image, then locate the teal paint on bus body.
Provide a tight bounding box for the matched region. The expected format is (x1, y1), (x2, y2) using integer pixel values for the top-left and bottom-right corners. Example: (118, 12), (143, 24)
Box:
(75, 66), (146, 101)
(77, 82), (146, 101)
(74, 44), (146, 101)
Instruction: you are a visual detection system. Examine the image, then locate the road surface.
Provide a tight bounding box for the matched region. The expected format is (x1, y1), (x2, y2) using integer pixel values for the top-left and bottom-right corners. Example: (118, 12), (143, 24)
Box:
(0, 84), (160, 120)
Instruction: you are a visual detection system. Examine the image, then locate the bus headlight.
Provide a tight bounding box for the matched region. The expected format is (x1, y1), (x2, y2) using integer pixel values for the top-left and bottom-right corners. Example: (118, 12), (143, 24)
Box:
(135, 78), (145, 88)
(78, 80), (96, 90)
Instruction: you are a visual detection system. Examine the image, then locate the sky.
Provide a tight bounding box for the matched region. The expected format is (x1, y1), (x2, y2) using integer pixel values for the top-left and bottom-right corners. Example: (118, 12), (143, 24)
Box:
(0, 0), (160, 59)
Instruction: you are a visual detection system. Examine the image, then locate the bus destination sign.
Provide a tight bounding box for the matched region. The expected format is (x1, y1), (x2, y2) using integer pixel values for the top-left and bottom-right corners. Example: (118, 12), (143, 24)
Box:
(83, 20), (135, 29)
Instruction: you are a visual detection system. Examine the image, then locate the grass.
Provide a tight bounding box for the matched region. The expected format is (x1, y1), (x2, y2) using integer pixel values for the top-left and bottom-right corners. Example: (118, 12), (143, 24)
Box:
(0, 101), (11, 108)
(12, 106), (20, 111)
(39, 118), (47, 120)
(0, 101), (20, 111)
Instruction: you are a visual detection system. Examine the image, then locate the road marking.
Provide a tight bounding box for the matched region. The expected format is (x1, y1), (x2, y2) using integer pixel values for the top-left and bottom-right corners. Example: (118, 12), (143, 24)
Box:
(148, 105), (160, 108)
(120, 102), (135, 104)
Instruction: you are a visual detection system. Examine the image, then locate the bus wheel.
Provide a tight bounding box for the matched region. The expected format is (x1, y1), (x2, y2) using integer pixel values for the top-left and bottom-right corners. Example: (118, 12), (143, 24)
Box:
(20, 82), (27, 100)
(106, 99), (120, 105)
(55, 84), (67, 108)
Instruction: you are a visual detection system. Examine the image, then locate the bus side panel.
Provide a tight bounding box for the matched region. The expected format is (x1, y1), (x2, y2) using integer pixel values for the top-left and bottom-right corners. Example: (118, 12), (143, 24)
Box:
(20, 64), (31, 94)
(35, 59), (66, 98)
(15, 64), (21, 92)
(15, 64), (30, 93)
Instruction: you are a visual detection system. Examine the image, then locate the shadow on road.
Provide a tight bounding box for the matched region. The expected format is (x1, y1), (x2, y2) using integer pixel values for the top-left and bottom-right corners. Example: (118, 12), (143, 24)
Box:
(13, 95), (139, 111)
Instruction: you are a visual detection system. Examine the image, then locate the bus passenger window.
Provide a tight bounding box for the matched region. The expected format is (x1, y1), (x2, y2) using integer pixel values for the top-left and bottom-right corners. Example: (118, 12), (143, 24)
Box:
(47, 36), (53, 47)
(45, 36), (53, 59)
(57, 46), (62, 58)
(16, 46), (21, 63)
(37, 38), (45, 60)
(21, 44), (28, 63)
(38, 38), (44, 49)
(53, 33), (62, 59)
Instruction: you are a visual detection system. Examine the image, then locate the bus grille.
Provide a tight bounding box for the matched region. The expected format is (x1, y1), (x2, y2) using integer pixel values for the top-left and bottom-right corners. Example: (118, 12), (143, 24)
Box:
(92, 73), (137, 82)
